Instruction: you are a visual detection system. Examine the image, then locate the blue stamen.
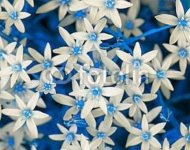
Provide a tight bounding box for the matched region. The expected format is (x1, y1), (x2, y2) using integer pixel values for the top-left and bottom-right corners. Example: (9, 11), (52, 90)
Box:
(141, 132), (151, 141)
(97, 132), (106, 139)
(105, 0), (115, 9)
(66, 132), (75, 142)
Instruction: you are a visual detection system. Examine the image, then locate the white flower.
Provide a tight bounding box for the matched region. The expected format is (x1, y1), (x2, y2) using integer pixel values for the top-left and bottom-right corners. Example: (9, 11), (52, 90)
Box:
(36, 0), (79, 21)
(69, 72), (123, 118)
(2, 92), (49, 138)
(0, 37), (17, 69)
(0, 45), (32, 88)
(49, 124), (81, 148)
(126, 115), (166, 149)
(36, 75), (56, 95)
(150, 57), (184, 95)
(0, 122), (25, 150)
(120, 0), (145, 39)
(124, 85), (157, 117)
(172, 123), (190, 150)
(117, 42), (158, 74)
(27, 42), (70, 79)
(92, 94), (132, 130)
(71, 18), (113, 55)
(59, 9), (88, 31)
(87, 117), (117, 149)
(0, 0), (31, 33)
(163, 37), (190, 74)
(53, 27), (93, 74)
(61, 134), (91, 150)
(155, 0), (190, 44)
(84, 0), (133, 28)
(52, 80), (96, 128)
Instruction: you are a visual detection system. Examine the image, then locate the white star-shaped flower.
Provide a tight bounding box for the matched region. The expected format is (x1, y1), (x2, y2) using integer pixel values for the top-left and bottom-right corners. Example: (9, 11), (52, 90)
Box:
(2, 92), (49, 138)
(0, 45), (32, 88)
(27, 42), (70, 80)
(155, 0), (190, 44)
(0, 0), (31, 33)
(126, 115), (166, 150)
(71, 18), (113, 55)
(84, 0), (133, 28)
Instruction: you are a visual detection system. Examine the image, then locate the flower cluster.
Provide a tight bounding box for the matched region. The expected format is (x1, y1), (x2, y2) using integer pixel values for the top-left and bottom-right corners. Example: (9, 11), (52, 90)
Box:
(0, 0), (189, 150)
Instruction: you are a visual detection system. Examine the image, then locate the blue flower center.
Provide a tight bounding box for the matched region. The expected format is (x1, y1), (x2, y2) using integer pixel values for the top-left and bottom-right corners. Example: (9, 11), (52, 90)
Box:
(57, 0), (71, 5)
(97, 132), (106, 139)
(14, 83), (25, 93)
(92, 87), (101, 96)
(156, 70), (166, 79)
(105, 0), (115, 9)
(133, 94), (141, 103)
(43, 83), (51, 90)
(178, 48), (188, 58)
(43, 60), (53, 69)
(71, 46), (82, 56)
(125, 21), (134, 29)
(186, 135), (190, 142)
(94, 61), (102, 68)
(132, 59), (141, 68)
(66, 133), (75, 142)
(141, 132), (151, 141)
(89, 33), (98, 41)
(10, 11), (18, 20)
(74, 10), (86, 20)
(22, 109), (32, 119)
(0, 50), (6, 61)
(179, 19), (188, 27)
(133, 123), (142, 129)
(76, 100), (84, 110)
(12, 64), (22, 72)
(107, 104), (116, 115)
(7, 137), (14, 147)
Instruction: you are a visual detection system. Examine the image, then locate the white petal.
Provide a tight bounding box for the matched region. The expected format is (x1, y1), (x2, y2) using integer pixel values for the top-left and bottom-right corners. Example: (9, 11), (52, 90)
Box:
(52, 94), (75, 106)
(110, 9), (121, 28)
(141, 50), (158, 63)
(114, 111), (131, 129)
(149, 137), (161, 148)
(115, 0), (133, 9)
(161, 78), (174, 91)
(27, 92), (40, 110)
(52, 54), (69, 66)
(155, 14), (178, 25)
(102, 87), (123, 96)
(116, 50), (133, 63)
(2, 109), (21, 117)
(176, 0), (184, 18)
(14, 20), (25, 33)
(94, 18), (107, 33)
(32, 111), (49, 119)
(26, 118), (38, 138)
(13, 116), (26, 132)
(28, 48), (44, 63)
(180, 122), (188, 136)
(97, 96), (107, 115)
(44, 43), (52, 60)
(142, 115), (149, 131)
(36, 1), (60, 14)
(81, 99), (96, 118)
(0, 90), (14, 100)
(20, 71), (31, 83)
(14, 0), (24, 11)
(59, 27), (75, 47)
(150, 123), (166, 135)
(84, 18), (93, 33)
(169, 26), (181, 44)
(15, 95), (27, 110)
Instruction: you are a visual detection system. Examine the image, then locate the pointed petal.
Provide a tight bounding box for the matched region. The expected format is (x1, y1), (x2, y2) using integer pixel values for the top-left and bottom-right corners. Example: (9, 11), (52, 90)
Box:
(2, 109), (22, 117)
(59, 27), (75, 47)
(27, 92), (40, 110)
(26, 118), (38, 138)
(155, 14), (178, 25)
